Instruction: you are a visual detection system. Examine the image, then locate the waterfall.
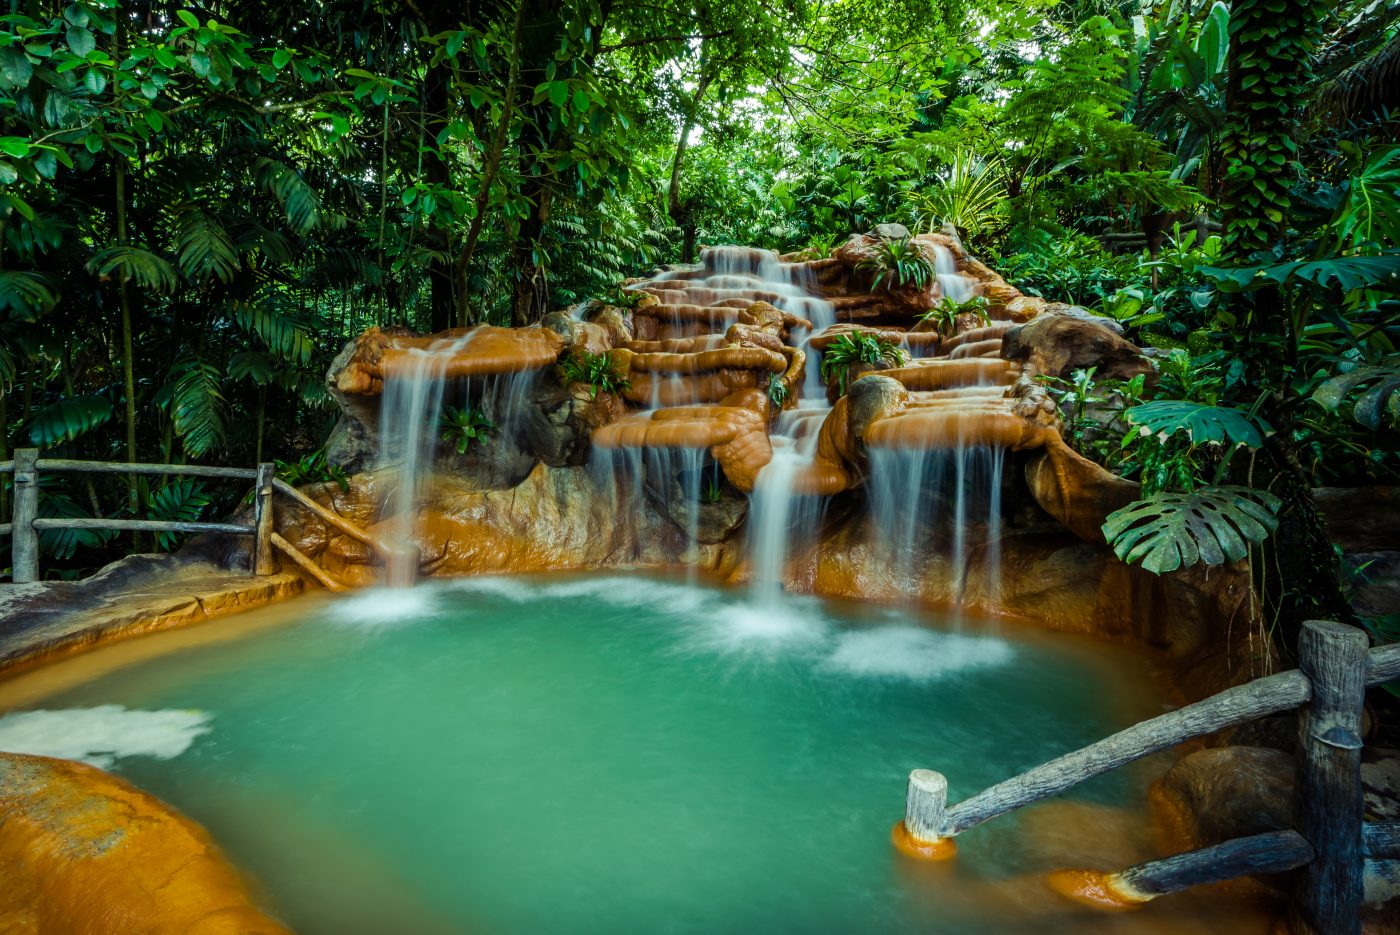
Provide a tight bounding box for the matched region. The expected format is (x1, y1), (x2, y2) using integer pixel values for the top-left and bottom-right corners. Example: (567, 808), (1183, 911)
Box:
(866, 443), (1007, 610)
(378, 335), (475, 587)
(932, 245), (976, 304)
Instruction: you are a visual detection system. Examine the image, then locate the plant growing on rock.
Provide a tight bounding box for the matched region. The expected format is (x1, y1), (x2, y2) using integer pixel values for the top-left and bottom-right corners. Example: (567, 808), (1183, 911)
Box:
(819, 332), (909, 396)
(559, 351), (630, 399)
(766, 372), (790, 409)
(856, 236), (934, 292)
(919, 295), (989, 336)
(275, 450), (350, 493)
(439, 405), (496, 453)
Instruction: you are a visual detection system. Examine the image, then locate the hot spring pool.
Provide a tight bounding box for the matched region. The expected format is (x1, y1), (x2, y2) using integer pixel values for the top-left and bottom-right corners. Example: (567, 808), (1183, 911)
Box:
(0, 574), (1271, 934)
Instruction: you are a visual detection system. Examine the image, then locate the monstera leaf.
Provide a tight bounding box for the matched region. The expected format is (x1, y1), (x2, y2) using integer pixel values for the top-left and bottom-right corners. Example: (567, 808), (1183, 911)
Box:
(1102, 486), (1281, 574)
(1125, 401), (1271, 447)
(1312, 360), (1400, 430)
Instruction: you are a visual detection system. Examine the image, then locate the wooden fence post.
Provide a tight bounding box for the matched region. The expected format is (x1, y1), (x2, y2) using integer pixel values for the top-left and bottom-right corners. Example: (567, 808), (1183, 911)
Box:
(11, 448), (39, 584)
(1292, 619), (1368, 935)
(252, 463), (275, 576)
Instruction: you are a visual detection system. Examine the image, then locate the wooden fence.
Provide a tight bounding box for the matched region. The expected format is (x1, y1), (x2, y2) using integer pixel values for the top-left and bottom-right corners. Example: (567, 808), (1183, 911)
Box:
(896, 619), (1400, 934)
(1, 448), (381, 589)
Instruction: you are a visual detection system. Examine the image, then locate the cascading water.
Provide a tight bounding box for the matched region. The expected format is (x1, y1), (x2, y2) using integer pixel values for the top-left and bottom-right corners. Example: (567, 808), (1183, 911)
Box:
(747, 404), (830, 604)
(867, 443), (1007, 610)
(378, 334), (478, 587)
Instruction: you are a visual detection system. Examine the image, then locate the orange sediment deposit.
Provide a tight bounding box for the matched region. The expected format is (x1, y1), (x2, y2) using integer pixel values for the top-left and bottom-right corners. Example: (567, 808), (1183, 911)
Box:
(890, 821), (958, 861)
(864, 406), (1055, 450)
(948, 338), (1005, 359)
(337, 324), (565, 395)
(869, 358), (1016, 391)
(0, 752), (290, 934)
(628, 346), (787, 375)
(1045, 868), (1149, 911)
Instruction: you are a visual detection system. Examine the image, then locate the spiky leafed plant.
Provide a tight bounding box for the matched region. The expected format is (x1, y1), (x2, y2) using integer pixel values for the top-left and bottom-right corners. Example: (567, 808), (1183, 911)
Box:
(856, 236), (935, 292)
(906, 153), (1006, 243)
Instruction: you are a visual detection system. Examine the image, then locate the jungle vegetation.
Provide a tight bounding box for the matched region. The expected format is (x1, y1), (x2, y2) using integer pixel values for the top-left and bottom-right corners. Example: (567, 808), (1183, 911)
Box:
(2, 0), (1397, 656)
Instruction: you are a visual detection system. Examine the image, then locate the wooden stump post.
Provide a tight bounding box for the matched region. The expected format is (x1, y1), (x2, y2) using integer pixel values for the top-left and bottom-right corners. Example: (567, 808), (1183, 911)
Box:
(892, 769), (956, 860)
(1292, 619), (1368, 935)
(252, 463), (276, 576)
(11, 448), (39, 584)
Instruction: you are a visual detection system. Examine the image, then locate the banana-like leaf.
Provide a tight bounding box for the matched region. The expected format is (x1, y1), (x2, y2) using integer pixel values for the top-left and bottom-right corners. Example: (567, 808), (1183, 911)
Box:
(26, 394), (114, 447)
(36, 488), (113, 559)
(1102, 486), (1282, 574)
(1126, 400), (1272, 447)
(175, 207), (238, 283)
(255, 157), (321, 235)
(1312, 360), (1400, 430)
(86, 245), (178, 293)
(166, 357), (227, 458)
(0, 270), (57, 318)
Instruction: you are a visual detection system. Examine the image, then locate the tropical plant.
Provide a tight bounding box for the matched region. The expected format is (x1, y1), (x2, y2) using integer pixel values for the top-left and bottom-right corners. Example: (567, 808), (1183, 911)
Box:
(918, 295), (989, 336)
(906, 153), (1006, 243)
(439, 405), (497, 453)
(147, 479), (214, 551)
(275, 450), (351, 493)
(559, 351), (630, 399)
(819, 332), (909, 396)
(1101, 486), (1282, 574)
(856, 236), (935, 292)
(766, 372), (790, 409)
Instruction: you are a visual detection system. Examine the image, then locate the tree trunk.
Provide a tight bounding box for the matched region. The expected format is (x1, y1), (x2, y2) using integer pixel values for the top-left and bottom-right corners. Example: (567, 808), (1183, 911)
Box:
(667, 71), (714, 264)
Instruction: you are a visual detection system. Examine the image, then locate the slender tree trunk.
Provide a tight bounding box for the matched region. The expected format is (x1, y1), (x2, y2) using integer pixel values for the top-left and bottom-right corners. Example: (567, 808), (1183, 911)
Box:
(453, 0), (528, 326)
(115, 159), (140, 522)
(668, 71), (714, 264)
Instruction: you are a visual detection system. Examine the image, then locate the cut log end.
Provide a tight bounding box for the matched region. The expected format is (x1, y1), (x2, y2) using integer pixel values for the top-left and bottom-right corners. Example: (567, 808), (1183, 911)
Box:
(1045, 869), (1149, 911)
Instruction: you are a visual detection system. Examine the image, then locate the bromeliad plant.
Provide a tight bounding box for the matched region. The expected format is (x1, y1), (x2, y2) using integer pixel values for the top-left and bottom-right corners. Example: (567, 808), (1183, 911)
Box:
(918, 294), (990, 336)
(439, 405), (496, 453)
(856, 236), (935, 293)
(819, 332), (909, 396)
(559, 351), (630, 399)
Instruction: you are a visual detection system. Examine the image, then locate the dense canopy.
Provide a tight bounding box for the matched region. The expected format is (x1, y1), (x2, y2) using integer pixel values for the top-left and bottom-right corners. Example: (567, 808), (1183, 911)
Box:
(1, 0), (1397, 650)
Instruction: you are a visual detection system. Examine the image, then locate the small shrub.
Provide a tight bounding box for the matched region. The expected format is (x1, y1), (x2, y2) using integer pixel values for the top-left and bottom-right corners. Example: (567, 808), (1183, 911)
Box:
(819, 332), (909, 395)
(439, 404), (496, 453)
(559, 350), (630, 399)
(856, 236), (934, 292)
(919, 294), (989, 335)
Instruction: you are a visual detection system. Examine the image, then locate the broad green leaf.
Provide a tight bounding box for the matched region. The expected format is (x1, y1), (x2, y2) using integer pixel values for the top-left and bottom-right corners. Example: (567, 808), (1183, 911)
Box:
(1126, 400), (1272, 447)
(1102, 486), (1281, 574)
(26, 395), (114, 446)
(66, 26), (95, 57)
(1313, 359), (1400, 430)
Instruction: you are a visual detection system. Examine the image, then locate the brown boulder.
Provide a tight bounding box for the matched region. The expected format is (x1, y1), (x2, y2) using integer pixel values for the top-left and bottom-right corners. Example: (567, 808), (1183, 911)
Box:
(1002, 310), (1153, 381)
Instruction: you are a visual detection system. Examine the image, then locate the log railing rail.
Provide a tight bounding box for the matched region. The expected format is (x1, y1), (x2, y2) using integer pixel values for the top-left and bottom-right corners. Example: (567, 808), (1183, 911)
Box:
(1, 448), (382, 589)
(897, 620), (1400, 935)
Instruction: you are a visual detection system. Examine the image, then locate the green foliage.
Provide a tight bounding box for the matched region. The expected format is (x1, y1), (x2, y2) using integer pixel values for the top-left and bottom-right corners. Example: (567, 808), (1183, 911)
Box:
(906, 154), (1005, 243)
(26, 395), (114, 447)
(559, 351), (629, 399)
(765, 372), (790, 409)
(1101, 486), (1282, 575)
(1312, 358), (1400, 431)
(856, 236), (934, 292)
(819, 331), (908, 396)
(919, 294), (989, 336)
(439, 404), (496, 454)
(1125, 401), (1272, 449)
(275, 450), (349, 493)
(148, 479), (214, 551)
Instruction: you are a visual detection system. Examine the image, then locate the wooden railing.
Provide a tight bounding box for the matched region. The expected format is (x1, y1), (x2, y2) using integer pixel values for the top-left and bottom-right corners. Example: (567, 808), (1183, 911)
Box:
(896, 620), (1400, 934)
(1, 448), (385, 589)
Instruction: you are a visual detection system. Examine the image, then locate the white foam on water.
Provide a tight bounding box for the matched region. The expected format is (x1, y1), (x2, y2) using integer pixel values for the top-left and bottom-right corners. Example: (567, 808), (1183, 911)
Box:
(685, 600), (831, 658)
(538, 576), (715, 616)
(822, 626), (1013, 682)
(0, 705), (211, 769)
(333, 586), (440, 626)
(445, 576), (541, 603)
